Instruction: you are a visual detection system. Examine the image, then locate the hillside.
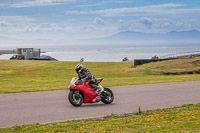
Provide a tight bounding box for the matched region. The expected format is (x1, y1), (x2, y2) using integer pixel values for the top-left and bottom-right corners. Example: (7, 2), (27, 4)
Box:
(128, 58), (200, 75)
(103, 30), (200, 43)
(1, 30), (200, 46)
(0, 58), (200, 93)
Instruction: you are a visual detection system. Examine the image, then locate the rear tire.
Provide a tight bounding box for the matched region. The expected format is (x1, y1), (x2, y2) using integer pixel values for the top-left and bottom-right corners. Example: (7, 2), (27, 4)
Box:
(68, 90), (83, 107)
(101, 88), (114, 104)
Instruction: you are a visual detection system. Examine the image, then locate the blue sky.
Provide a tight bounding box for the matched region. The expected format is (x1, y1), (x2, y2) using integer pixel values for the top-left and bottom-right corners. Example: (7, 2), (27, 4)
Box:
(0, 0), (200, 40)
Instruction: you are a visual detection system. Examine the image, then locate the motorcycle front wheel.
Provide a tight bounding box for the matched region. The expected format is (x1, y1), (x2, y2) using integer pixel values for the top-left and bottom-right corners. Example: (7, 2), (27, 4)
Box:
(68, 90), (83, 107)
(101, 88), (114, 104)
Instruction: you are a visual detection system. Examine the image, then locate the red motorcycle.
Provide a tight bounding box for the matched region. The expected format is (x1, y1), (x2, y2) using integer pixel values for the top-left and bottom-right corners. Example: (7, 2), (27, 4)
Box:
(68, 77), (114, 107)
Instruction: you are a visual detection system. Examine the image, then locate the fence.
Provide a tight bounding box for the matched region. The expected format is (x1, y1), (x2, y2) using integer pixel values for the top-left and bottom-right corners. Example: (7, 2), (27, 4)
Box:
(160, 51), (200, 59)
(134, 51), (200, 66)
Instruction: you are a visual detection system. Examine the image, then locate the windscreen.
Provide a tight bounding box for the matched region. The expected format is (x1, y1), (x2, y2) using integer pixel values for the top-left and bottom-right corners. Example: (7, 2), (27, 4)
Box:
(69, 77), (77, 85)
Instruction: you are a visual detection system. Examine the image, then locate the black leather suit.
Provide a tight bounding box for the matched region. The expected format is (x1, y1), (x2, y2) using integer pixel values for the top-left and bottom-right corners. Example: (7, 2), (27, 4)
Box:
(77, 68), (99, 89)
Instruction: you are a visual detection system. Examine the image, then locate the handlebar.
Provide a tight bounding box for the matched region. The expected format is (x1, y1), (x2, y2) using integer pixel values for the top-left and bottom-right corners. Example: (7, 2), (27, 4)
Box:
(75, 80), (90, 86)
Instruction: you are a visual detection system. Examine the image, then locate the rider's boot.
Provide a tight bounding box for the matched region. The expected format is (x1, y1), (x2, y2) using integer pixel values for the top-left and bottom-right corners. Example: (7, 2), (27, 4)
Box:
(95, 85), (104, 94)
(92, 96), (101, 102)
(92, 85), (104, 102)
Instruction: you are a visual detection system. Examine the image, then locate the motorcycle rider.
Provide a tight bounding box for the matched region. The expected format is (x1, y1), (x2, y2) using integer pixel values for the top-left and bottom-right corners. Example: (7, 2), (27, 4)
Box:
(75, 64), (103, 94)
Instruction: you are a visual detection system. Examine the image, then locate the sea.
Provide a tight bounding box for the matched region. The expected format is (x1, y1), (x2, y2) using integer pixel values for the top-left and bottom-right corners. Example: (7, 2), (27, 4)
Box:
(0, 43), (200, 62)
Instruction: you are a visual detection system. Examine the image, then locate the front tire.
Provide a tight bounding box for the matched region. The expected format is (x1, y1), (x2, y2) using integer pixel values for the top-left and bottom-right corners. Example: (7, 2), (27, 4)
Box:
(68, 90), (83, 107)
(101, 88), (114, 104)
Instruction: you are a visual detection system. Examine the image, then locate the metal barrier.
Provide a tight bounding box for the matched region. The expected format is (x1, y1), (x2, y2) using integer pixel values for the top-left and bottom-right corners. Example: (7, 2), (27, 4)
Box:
(160, 51), (200, 59)
(134, 51), (200, 66)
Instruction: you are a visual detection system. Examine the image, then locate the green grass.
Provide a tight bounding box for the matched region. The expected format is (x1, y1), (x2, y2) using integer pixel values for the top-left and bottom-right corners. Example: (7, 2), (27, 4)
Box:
(0, 58), (200, 93)
(1, 103), (200, 132)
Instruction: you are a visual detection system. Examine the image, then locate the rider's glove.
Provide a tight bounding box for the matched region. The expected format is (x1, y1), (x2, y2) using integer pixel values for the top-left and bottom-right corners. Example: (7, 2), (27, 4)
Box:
(82, 79), (86, 82)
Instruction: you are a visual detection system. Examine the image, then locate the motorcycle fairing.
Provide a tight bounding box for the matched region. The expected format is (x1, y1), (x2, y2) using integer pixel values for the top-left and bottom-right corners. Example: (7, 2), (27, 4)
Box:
(69, 81), (99, 103)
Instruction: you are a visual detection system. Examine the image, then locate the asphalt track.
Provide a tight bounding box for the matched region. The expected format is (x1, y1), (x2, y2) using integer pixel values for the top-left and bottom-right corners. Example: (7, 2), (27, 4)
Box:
(0, 81), (200, 128)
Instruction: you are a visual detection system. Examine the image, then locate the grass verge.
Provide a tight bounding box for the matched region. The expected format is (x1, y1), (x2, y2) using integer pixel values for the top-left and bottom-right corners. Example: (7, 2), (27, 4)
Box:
(0, 58), (200, 93)
(1, 103), (200, 132)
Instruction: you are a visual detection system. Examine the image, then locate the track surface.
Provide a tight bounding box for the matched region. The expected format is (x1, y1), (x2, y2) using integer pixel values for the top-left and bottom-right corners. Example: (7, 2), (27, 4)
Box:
(0, 81), (200, 127)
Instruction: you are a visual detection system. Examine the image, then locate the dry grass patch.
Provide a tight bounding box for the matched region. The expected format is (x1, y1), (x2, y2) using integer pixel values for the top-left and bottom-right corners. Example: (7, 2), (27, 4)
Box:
(0, 58), (200, 93)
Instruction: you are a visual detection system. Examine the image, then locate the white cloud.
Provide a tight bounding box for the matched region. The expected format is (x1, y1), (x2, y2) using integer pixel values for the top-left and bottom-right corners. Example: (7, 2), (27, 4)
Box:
(73, 3), (104, 8)
(0, 15), (200, 41)
(0, 16), (61, 33)
(65, 3), (200, 16)
(93, 17), (105, 25)
(0, 16), (117, 40)
(0, 22), (8, 27)
(117, 19), (132, 31)
(114, 1), (132, 4)
(0, 0), (76, 7)
(116, 17), (200, 33)
(139, 17), (154, 28)
(0, 16), (36, 23)
(66, 10), (87, 15)
(155, 21), (196, 31)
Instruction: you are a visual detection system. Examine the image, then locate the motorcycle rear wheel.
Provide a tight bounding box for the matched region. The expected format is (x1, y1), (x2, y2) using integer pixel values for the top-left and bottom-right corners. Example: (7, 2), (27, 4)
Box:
(101, 88), (114, 104)
(68, 90), (83, 107)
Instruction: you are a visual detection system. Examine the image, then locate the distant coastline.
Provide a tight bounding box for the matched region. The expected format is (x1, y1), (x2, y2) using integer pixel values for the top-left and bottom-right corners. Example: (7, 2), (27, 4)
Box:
(0, 44), (200, 61)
